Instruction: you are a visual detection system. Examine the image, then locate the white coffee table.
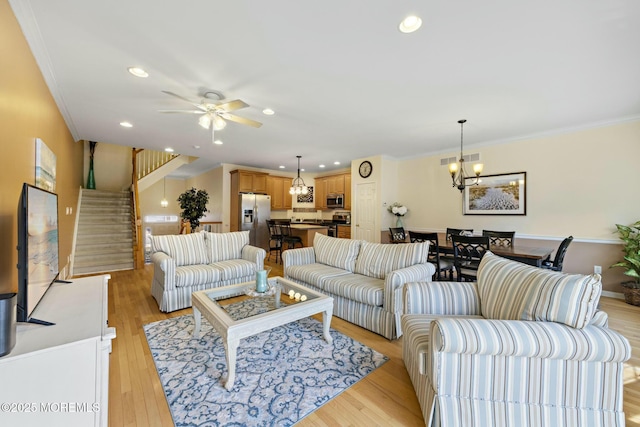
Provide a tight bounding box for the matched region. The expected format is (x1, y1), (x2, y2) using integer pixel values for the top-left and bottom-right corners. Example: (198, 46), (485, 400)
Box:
(191, 276), (333, 391)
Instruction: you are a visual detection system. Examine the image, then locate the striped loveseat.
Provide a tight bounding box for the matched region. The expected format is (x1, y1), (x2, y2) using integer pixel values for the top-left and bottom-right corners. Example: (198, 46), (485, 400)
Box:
(402, 251), (631, 427)
(283, 233), (435, 340)
(150, 231), (266, 312)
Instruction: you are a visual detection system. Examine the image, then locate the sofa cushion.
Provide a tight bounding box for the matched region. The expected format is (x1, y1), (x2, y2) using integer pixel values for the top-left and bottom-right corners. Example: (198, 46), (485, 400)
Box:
(477, 252), (602, 329)
(354, 241), (429, 279)
(322, 274), (385, 306)
(211, 259), (257, 281)
(205, 231), (250, 262)
(174, 264), (221, 288)
(151, 233), (209, 266)
(313, 233), (361, 272)
(286, 263), (352, 289)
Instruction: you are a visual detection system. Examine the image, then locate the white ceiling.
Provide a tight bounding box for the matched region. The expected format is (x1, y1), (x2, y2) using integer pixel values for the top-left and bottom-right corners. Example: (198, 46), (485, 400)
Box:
(10, 0), (640, 175)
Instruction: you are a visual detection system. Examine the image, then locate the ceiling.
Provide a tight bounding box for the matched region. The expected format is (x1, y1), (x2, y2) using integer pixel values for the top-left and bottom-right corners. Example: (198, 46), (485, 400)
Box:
(10, 0), (640, 175)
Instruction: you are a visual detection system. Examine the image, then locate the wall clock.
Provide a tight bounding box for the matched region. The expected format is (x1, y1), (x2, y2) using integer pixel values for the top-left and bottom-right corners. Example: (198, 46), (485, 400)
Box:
(359, 160), (372, 178)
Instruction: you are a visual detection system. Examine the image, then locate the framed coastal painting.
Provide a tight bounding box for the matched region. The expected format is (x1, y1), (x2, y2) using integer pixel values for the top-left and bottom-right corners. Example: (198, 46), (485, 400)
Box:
(35, 138), (56, 192)
(463, 172), (526, 215)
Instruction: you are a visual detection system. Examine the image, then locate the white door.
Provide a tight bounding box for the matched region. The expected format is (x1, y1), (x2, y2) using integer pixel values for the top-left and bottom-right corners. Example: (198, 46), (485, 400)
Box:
(355, 182), (377, 242)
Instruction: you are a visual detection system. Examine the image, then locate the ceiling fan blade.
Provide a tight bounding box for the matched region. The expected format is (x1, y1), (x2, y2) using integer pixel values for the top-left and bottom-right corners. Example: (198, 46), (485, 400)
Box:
(161, 91), (206, 110)
(216, 99), (249, 112)
(220, 113), (263, 128)
(158, 109), (206, 114)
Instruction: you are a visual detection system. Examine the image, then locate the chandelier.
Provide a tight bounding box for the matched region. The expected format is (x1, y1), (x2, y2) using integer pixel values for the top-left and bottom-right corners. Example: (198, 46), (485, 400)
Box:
(448, 119), (483, 192)
(289, 156), (308, 195)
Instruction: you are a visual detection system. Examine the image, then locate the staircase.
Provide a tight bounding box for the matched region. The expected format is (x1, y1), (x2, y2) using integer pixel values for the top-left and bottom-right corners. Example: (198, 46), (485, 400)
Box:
(72, 189), (134, 276)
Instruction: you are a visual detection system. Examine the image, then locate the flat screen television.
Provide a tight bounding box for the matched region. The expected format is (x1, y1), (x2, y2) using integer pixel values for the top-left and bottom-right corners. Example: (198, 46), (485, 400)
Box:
(16, 183), (59, 325)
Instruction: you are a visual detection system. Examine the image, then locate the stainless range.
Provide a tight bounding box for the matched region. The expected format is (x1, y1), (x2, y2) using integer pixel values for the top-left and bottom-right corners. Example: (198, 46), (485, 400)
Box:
(302, 213), (350, 238)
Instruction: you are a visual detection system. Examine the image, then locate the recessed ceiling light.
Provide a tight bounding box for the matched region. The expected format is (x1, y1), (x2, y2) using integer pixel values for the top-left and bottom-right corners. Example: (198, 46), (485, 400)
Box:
(193, 145), (200, 149)
(165, 147), (174, 152)
(399, 15), (422, 33)
(127, 67), (149, 78)
(262, 108), (275, 116)
(120, 121), (133, 128)
(301, 169), (305, 172)
(279, 165), (285, 169)
(213, 140), (223, 145)
(334, 161), (340, 165)
(319, 164), (325, 168)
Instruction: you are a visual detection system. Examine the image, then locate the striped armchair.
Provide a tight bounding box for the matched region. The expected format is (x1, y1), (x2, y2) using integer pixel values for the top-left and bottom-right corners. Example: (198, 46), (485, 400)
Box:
(402, 252), (631, 427)
(150, 231), (265, 312)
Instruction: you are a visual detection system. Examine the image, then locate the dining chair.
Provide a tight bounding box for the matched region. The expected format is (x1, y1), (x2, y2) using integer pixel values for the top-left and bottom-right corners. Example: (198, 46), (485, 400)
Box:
(409, 231), (454, 280)
(277, 220), (303, 249)
(541, 235), (573, 271)
(445, 227), (474, 241)
(389, 227), (407, 244)
(451, 235), (490, 282)
(266, 220), (283, 263)
(482, 230), (515, 247)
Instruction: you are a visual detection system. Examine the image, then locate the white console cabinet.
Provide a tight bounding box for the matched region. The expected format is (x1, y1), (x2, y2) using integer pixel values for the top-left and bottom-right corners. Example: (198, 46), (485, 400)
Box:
(0, 275), (116, 427)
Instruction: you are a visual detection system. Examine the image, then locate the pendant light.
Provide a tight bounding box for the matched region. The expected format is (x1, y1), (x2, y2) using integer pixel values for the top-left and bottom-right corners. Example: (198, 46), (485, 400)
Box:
(448, 119), (483, 192)
(161, 178), (168, 208)
(289, 156), (308, 195)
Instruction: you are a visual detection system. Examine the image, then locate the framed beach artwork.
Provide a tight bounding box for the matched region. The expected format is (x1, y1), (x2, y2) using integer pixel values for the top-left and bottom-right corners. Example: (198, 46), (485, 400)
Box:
(35, 138), (56, 192)
(463, 172), (526, 215)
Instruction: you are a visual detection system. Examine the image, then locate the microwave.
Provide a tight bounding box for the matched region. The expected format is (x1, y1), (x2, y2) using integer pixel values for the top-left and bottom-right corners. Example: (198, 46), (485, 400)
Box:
(326, 193), (344, 208)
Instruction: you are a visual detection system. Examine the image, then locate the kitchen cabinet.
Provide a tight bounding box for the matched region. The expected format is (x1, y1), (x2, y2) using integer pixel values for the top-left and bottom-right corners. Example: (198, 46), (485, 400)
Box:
(232, 169), (268, 193)
(326, 174), (345, 194)
(267, 176), (293, 210)
(344, 174), (351, 210)
(315, 172), (351, 210)
(337, 224), (351, 239)
(315, 177), (327, 209)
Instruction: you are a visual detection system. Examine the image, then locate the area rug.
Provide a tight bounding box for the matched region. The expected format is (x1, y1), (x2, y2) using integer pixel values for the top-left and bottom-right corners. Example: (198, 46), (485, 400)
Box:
(143, 298), (388, 426)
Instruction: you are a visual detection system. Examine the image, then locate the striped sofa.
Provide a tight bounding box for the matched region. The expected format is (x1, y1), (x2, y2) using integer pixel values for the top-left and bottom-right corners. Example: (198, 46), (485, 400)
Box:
(283, 233), (435, 340)
(150, 231), (266, 312)
(402, 252), (631, 427)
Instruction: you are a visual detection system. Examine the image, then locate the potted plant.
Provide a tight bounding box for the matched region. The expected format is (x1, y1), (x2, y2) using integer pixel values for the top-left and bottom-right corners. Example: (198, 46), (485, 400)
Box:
(177, 188), (209, 231)
(611, 220), (640, 306)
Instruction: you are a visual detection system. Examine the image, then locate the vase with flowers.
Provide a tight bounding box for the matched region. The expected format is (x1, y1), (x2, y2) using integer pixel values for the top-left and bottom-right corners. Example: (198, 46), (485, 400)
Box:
(387, 202), (408, 228)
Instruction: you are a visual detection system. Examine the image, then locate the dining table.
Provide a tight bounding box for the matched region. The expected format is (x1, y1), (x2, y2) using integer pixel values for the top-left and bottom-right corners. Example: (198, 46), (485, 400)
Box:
(434, 233), (555, 267)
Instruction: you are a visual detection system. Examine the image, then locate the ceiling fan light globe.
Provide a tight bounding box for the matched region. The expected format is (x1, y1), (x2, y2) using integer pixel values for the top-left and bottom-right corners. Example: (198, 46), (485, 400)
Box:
(198, 115), (211, 129)
(213, 115), (227, 130)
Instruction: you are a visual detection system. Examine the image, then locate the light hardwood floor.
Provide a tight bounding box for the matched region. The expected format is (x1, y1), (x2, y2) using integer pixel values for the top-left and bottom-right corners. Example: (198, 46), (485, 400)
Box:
(105, 261), (640, 426)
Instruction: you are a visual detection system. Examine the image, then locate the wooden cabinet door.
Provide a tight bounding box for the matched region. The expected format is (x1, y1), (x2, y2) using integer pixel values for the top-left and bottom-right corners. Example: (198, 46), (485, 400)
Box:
(315, 178), (327, 209)
(329, 175), (345, 194)
(344, 173), (351, 210)
(282, 177), (293, 209)
(253, 174), (268, 193)
(238, 172), (254, 192)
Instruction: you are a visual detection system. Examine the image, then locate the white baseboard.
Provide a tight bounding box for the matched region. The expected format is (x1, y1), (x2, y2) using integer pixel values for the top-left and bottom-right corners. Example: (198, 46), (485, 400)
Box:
(602, 290), (624, 300)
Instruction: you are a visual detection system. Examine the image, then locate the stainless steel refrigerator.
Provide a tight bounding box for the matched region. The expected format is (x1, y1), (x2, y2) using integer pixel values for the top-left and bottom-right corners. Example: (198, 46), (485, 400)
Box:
(239, 194), (271, 250)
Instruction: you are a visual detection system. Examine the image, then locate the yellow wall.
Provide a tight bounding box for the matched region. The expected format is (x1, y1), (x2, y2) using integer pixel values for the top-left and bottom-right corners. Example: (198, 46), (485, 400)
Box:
(0, 0), (84, 293)
(396, 120), (640, 239)
(83, 141), (132, 191)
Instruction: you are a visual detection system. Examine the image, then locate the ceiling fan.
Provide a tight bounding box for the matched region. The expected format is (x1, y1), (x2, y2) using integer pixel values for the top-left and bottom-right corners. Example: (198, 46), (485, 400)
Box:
(159, 90), (262, 142)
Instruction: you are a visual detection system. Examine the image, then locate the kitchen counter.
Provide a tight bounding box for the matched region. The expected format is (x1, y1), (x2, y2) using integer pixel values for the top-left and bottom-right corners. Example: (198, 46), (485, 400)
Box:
(289, 224), (329, 247)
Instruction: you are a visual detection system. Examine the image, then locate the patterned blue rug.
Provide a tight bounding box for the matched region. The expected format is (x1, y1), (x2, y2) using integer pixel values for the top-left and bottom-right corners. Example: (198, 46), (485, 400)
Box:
(143, 298), (388, 426)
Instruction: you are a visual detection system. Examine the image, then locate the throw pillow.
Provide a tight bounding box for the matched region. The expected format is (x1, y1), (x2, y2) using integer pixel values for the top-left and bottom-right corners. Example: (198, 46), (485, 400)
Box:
(354, 241), (429, 280)
(206, 231), (250, 263)
(150, 233), (209, 266)
(313, 233), (361, 272)
(477, 252), (601, 329)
